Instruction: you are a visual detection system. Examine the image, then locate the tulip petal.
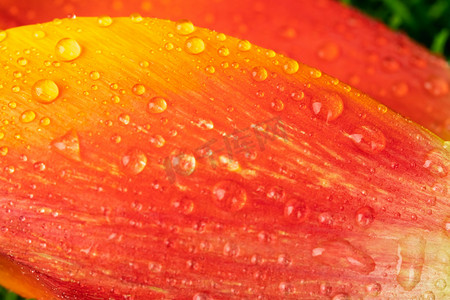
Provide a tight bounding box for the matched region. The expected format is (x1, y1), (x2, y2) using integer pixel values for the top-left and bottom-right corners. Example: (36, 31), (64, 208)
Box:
(0, 17), (449, 299)
(0, 0), (449, 139)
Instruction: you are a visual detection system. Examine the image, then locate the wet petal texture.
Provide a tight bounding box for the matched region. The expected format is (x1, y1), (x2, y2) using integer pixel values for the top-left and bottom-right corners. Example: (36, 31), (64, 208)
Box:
(0, 18), (449, 299)
(0, 0), (449, 139)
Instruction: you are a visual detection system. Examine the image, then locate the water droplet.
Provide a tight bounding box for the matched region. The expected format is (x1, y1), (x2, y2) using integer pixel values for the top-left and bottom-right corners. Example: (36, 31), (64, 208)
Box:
(284, 199), (309, 223)
(377, 104), (388, 114)
(217, 46), (230, 57)
(171, 197), (194, 215)
(435, 278), (447, 290)
(421, 291), (435, 300)
(132, 84), (146, 96)
(55, 38), (81, 61)
(40, 117), (51, 126)
(291, 91), (305, 101)
(223, 241), (240, 257)
(366, 282), (382, 296)
(122, 149), (147, 175)
(148, 97), (167, 114)
(0, 147), (8, 156)
(332, 294), (350, 300)
(32, 79), (59, 104)
(90, 71), (100, 80)
(397, 235), (426, 291)
(212, 180), (247, 211)
(130, 13), (143, 23)
(266, 186), (285, 202)
(185, 37), (205, 54)
(391, 81), (409, 97)
(50, 130), (81, 161)
(17, 57), (28, 66)
(175, 19), (195, 35)
(311, 92), (344, 121)
(349, 126), (386, 154)
(34, 162), (46, 171)
(97, 16), (112, 27)
(381, 57), (400, 72)
(317, 42), (340, 61)
(194, 118), (214, 130)
(192, 293), (212, 300)
(271, 99), (284, 112)
(170, 150), (196, 176)
(423, 149), (448, 177)
(310, 69), (322, 78)
(237, 40), (251, 51)
(20, 110), (36, 123)
(251, 66), (268, 82)
(0, 30), (6, 42)
(355, 206), (375, 227)
(424, 77), (449, 97)
(279, 282), (295, 295)
(33, 30), (46, 39)
(283, 59), (299, 74)
(312, 239), (375, 274)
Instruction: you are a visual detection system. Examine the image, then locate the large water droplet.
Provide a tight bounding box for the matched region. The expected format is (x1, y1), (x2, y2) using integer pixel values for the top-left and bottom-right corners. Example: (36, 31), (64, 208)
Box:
(132, 84), (146, 96)
(312, 239), (375, 274)
(170, 149), (196, 176)
(175, 19), (195, 35)
(185, 37), (205, 54)
(283, 59), (299, 74)
(349, 126), (386, 154)
(148, 97), (167, 114)
(311, 92), (344, 121)
(251, 66), (268, 82)
(20, 110), (36, 123)
(32, 79), (59, 104)
(397, 235), (426, 291)
(55, 38), (81, 61)
(50, 130), (81, 161)
(122, 149), (147, 175)
(237, 40), (251, 51)
(212, 180), (247, 211)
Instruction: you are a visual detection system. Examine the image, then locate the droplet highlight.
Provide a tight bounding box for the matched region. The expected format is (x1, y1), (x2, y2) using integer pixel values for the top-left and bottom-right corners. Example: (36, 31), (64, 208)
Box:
(55, 38), (81, 61)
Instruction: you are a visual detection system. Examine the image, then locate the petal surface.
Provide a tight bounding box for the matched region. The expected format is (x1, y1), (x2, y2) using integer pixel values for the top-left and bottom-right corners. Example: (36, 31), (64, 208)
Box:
(0, 0), (449, 139)
(0, 17), (449, 299)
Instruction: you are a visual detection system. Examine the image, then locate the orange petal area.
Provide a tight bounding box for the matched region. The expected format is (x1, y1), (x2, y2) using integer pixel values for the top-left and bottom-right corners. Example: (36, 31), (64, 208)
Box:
(0, 0), (449, 139)
(0, 17), (449, 299)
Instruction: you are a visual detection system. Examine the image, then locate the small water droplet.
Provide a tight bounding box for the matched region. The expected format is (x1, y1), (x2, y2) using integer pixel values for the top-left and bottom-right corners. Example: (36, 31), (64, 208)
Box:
(424, 76), (449, 97)
(283, 59), (299, 74)
(312, 239), (375, 274)
(0, 30), (7, 42)
(291, 91), (304, 101)
(33, 30), (46, 39)
(284, 199), (309, 223)
(310, 69), (322, 78)
(391, 81), (409, 97)
(421, 291), (435, 300)
(311, 92), (344, 121)
(223, 241), (240, 257)
(349, 126), (386, 154)
(423, 149), (448, 177)
(377, 104), (388, 114)
(34, 162), (46, 171)
(317, 42), (340, 61)
(397, 235), (426, 291)
(171, 197), (194, 215)
(185, 37), (205, 54)
(132, 84), (146, 96)
(122, 149), (147, 175)
(130, 13), (143, 23)
(381, 57), (400, 72)
(217, 46), (230, 57)
(266, 186), (285, 202)
(97, 16), (112, 27)
(435, 278), (447, 290)
(17, 57), (28, 66)
(175, 19), (195, 35)
(0, 146), (8, 156)
(271, 99), (284, 112)
(366, 282), (381, 296)
(32, 79), (59, 104)
(20, 110), (36, 123)
(251, 66), (268, 82)
(148, 97), (167, 114)
(55, 38), (81, 61)
(355, 206), (375, 227)
(170, 149), (196, 176)
(192, 293), (212, 300)
(237, 40), (251, 51)
(332, 294), (350, 300)
(212, 180), (247, 211)
(50, 130), (81, 161)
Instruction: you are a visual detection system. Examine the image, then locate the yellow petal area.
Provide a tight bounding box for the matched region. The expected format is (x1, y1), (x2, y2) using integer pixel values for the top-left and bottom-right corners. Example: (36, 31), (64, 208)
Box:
(0, 18), (448, 299)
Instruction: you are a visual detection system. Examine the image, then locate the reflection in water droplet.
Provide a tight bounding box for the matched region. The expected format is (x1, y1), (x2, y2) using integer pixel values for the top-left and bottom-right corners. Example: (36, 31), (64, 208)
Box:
(148, 97), (168, 114)
(212, 180), (247, 211)
(55, 38), (81, 61)
(311, 92), (344, 121)
(312, 239), (375, 274)
(185, 37), (205, 54)
(349, 126), (386, 154)
(122, 149), (147, 175)
(175, 19), (195, 35)
(397, 235), (426, 291)
(32, 79), (59, 103)
(50, 130), (81, 161)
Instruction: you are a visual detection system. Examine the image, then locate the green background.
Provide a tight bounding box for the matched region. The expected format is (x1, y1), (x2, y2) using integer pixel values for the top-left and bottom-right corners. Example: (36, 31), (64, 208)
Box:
(1, 0), (449, 299)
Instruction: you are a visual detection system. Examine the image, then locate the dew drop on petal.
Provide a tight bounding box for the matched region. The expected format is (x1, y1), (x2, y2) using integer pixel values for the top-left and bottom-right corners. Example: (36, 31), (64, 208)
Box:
(175, 19), (195, 35)
(424, 76), (449, 97)
(312, 239), (375, 274)
(0, 30), (7, 42)
(423, 149), (448, 177)
(311, 92), (344, 121)
(223, 241), (240, 257)
(132, 84), (146, 96)
(349, 126), (386, 154)
(97, 16), (113, 27)
(251, 66), (268, 82)
(171, 197), (195, 215)
(212, 180), (247, 211)
(50, 130), (81, 161)
(283, 59), (299, 74)
(271, 99), (285, 112)
(391, 81), (409, 98)
(32, 79), (59, 104)
(170, 149), (196, 176)
(366, 282), (382, 296)
(237, 39), (251, 51)
(317, 42), (340, 61)
(33, 30), (46, 39)
(122, 149), (147, 175)
(20, 110), (36, 123)
(397, 235), (426, 291)
(90, 71), (100, 80)
(284, 199), (309, 223)
(55, 38), (81, 61)
(217, 46), (230, 57)
(148, 97), (167, 114)
(355, 206), (375, 227)
(130, 13), (143, 23)
(185, 37), (205, 54)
